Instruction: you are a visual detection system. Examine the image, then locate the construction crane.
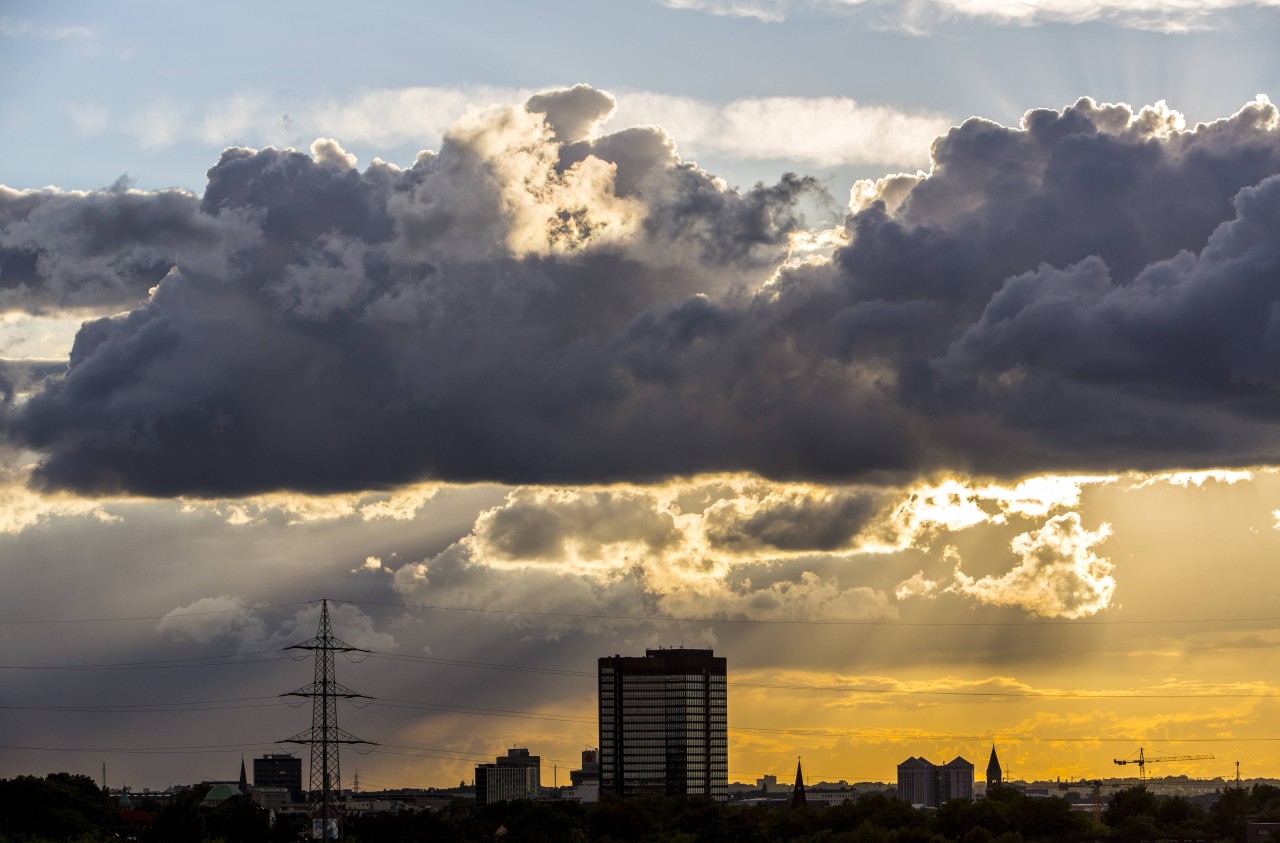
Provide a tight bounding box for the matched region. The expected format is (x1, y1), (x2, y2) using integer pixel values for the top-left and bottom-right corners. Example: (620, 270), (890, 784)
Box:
(1113, 748), (1214, 783)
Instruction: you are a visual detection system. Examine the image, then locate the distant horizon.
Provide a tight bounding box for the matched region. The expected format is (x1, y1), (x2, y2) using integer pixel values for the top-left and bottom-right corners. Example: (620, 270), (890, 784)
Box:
(89, 771), (1280, 796)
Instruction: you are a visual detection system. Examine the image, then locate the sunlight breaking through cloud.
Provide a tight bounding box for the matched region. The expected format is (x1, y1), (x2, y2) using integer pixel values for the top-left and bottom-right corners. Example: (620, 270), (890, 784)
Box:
(950, 513), (1115, 618)
(662, 0), (1280, 32)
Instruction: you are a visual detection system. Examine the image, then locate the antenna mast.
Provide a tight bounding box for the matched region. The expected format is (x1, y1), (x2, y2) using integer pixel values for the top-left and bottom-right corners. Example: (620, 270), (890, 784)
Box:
(279, 599), (376, 840)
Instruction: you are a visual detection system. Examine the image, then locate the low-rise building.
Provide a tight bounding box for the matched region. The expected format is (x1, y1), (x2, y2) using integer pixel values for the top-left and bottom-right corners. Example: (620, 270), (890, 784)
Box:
(569, 748), (600, 803)
(250, 786), (291, 809)
(253, 753), (303, 804)
(806, 788), (859, 806)
(475, 748), (541, 806)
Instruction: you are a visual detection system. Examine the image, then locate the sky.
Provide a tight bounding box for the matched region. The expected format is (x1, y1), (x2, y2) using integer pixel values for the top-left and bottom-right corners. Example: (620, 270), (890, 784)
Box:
(2, 0), (1280, 794)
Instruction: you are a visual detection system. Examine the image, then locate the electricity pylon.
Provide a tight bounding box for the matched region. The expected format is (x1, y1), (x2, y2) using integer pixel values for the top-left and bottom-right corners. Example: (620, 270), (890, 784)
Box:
(280, 599), (375, 840)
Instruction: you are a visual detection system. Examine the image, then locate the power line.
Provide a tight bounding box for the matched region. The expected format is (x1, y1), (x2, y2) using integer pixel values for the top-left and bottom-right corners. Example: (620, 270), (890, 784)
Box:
(0, 702), (292, 714)
(374, 743), (527, 760)
(731, 726), (1280, 743)
(0, 649), (293, 670)
(731, 681), (1280, 699)
(0, 601), (315, 625)
(362, 650), (592, 677)
(0, 696), (591, 724)
(8, 730), (1280, 758)
(7, 644), (1273, 701)
(0, 695), (286, 710)
(366, 651), (1280, 701)
(366, 700), (594, 723)
(340, 598), (1280, 628)
(0, 741), (284, 754)
(5, 596), (1279, 629)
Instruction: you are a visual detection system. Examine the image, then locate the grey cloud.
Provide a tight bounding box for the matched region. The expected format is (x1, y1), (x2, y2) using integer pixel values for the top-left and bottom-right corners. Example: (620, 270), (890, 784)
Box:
(571, 126), (678, 197)
(475, 489), (681, 562)
(5, 92), (1280, 495)
(928, 172), (1280, 472)
(703, 488), (884, 552)
(526, 83), (617, 143)
(0, 180), (236, 313)
(0, 359), (64, 403)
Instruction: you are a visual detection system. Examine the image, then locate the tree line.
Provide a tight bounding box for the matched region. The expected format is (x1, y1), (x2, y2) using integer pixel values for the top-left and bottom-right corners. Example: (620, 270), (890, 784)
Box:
(3, 772), (1279, 842)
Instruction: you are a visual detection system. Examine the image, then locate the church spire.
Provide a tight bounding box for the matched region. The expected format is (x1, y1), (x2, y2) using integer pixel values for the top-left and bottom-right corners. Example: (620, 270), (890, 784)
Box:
(789, 758), (807, 808)
(986, 744), (1002, 787)
(238, 755), (249, 795)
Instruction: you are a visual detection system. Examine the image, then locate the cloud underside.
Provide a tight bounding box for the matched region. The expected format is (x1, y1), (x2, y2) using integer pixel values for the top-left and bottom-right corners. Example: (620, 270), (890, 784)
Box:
(2, 455), (1146, 618)
(2, 88), (1280, 499)
(390, 476), (1125, 620)
(661, 0), (1280, 32)
(142, 470), (1224, 622)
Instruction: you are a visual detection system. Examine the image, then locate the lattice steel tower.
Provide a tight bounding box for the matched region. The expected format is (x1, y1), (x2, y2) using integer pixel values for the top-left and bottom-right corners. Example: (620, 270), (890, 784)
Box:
(280, 599), (375, 840)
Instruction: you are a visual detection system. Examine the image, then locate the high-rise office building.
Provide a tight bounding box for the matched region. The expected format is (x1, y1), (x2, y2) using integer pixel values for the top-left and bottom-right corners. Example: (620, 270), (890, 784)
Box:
(598, 648), (727, 800)
(253, 753), (303, 803)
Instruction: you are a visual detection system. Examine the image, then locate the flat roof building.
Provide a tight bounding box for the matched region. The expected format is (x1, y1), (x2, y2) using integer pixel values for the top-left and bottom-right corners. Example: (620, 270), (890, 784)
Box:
(253, 753), (303, 803)
(598, 648), (728, 800)
(475, 748), (541, 806)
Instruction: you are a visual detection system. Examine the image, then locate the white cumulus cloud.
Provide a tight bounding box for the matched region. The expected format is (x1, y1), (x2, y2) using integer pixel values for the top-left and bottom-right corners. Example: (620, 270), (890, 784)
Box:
(116, 85), (946, 172)
(950, 512), (1116, 618)
(613, 92), (948, 168)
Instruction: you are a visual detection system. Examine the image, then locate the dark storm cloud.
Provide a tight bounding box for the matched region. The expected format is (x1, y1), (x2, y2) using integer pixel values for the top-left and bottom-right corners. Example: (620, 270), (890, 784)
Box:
(703, 488), (884, 552)
(0, 179), (240, 312)
(475, 489), (682, 562)
(3, 91), (1280, 495)
(0, 358), (64, 403)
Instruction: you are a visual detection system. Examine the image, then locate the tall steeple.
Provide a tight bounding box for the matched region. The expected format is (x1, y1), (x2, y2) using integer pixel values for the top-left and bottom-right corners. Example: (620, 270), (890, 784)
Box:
(238, 755), (249, 795)
(986, 744), (1002, 787)
(789, 758), (807, 808)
